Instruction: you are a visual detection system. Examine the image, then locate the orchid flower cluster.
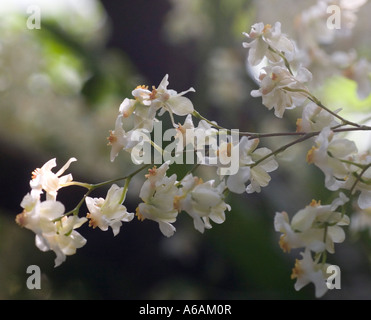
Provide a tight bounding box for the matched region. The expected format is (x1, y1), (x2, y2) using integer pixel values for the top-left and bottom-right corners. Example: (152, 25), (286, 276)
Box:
(243, 20), (371, 297)
(16, 18), (371, 298)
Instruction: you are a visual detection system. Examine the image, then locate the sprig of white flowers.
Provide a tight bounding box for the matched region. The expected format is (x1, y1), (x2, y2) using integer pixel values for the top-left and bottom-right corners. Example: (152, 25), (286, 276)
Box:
(16, 11), (371, 298)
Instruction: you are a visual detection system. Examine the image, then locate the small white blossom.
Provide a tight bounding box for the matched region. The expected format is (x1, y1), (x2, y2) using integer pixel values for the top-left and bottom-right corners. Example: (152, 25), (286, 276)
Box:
(307, 127), (358, 191)
(120, 96), (158, 132)
(136, 162), (179, 237)
(174, 116), (219, 162)
(296, 102), (340, 132)
(291, 198), (349, 254)
(155, 74), (195, 116)
(251, 65), (312, 118)
(226, 136), (278, 194)
(274, 211), (305, 253)
(202, 136), (239, 174)
(85, 184), (134, 236)
(291, 249), (329, 298)
(193, 119), (219, 152)
(174, 114), (195, 149)
(355, 183), (371, 210)
(132, 74), (195, 126)
(107, 115), (135, 162)
(243, 22), (295, 66)
(30, 157), (77, 200)
(176, 174), (230, 233)
(37, 215), (87, 267)
(275, 195), (349, 254)
(16, 196), (87, 267)
(119, 97), (137, 118)
(16, 194), (65, 235)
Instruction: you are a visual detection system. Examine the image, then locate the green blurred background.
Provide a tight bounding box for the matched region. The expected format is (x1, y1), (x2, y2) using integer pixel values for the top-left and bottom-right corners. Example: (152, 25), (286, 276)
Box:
(1, 0), (371, 300)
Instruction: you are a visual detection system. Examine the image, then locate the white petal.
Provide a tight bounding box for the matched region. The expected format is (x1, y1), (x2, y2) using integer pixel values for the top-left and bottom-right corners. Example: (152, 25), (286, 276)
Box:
(307, 240), (326, 253)
(167, 96), (194, 116)
(85, 196), (96, 213)
(209, 211), (226, 224)
(313, 274), (328, 298)
(56, 158), (77, 177)
(253, 147), (278, 172)
(73, 217), (88, 229)
(250, 89), (262, 98)
(251, 166), (271, 187)
(358, 190), (371, 209)
(193, 216), (205, 233)
(291, 207), (316, 232)
(330, 139), (357, 158)
(295, 67), (312, 83)
(158, 74), (169, 90)
(35, 234), (50, 252)
(330, 192), (349, 210)
(158, 221), (176, 237)
(105, 184), (123, 204)
(41, 158), (57, 171)
(248, 39), (268, 66)
(111, 221), (122, 236)
(227, 167), (250, 194)
(246, 180), (261, 193)
(53, 248), (67, 268)
(39, 200), (65, 220)
(274, 211), (289, 232)
(328, 226), (345, 243)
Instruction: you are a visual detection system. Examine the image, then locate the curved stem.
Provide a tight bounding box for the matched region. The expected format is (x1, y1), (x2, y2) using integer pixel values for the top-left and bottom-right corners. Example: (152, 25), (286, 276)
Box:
(193, 110), (371, 141)
(309, 97), (361, 128)
(349, 163), (371, 195)
(119, 176), (131, 204)
(282, 87), (361, 128)
(250, 125), (371, 169)
(251, 132), (318, 168)
(268, 46), (293, 75)
(90, 164), (151, 189)
(62, 164), (151, 218)
(192, 111), (233, 133)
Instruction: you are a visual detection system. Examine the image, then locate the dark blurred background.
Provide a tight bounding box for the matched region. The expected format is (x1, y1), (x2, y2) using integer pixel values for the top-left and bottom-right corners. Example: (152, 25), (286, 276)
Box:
(1, 0), (371, 300)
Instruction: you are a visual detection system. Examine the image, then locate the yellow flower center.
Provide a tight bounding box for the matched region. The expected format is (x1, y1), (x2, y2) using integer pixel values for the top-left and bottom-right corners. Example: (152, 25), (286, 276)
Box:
(263, 24), (272, 34)
(149, 86), (158, 100)
(296, 118), (303, 132)
(279, 234), (291, 253)
(310, 199), (321, 207)
(136, 207), (145, 221)
(31, 168), (41, 180)
(86, 213), (98, 228)
(173, 195), (184, 212)
(135, 85), (148, 90)
(176, 123), (186, 136)
(217, 142), (232, 158)
(15, 211), (27, 227)
(291, 259), (303, 280)
(306, 146), (316, 164)
(107, 130), (117, 145)
(145, 166), (157, 178)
